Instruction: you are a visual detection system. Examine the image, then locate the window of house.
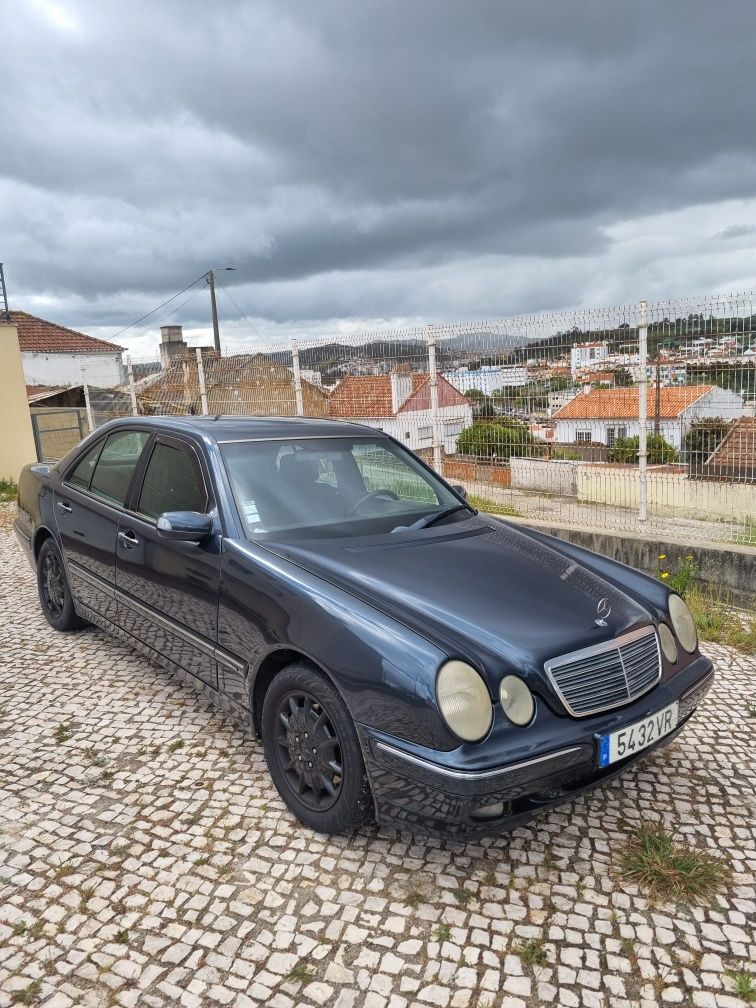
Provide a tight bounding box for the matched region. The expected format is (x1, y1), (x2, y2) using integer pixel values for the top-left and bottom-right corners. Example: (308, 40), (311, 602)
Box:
(417, 426), (433, 441)
(617, 426), (627, 440)
(87, 430), (150, 506)
(576, 431), (591, 443)
(444, 421), (464, 437)
(607, 427), (617, 447)
(138, 441), (207, 519)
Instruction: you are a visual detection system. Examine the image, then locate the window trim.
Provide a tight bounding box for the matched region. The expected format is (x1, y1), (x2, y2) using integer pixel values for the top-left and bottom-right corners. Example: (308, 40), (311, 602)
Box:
(62, 428), (153, 511)
(129, 433), (211, 523)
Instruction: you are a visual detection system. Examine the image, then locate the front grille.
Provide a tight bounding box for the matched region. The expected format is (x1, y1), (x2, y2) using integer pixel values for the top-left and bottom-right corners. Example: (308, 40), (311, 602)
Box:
(544, 626), (661, 717)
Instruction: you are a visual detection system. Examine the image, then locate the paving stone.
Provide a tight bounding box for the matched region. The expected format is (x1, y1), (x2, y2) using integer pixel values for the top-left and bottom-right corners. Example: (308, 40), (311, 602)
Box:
(0, 504), (752, 1008)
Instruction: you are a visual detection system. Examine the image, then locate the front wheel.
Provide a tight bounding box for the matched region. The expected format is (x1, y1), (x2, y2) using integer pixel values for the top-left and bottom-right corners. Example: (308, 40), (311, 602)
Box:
(261, 662), (373, 835)
(37, 539), (86, 632)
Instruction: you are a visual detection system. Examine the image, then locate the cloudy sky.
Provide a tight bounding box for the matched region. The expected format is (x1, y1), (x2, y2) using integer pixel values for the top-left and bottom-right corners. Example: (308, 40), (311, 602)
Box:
(4, 0), (756, 356)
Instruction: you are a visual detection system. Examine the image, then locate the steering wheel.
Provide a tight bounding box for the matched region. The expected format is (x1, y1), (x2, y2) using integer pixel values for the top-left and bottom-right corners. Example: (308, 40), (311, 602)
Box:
(348, 488), (400, 516)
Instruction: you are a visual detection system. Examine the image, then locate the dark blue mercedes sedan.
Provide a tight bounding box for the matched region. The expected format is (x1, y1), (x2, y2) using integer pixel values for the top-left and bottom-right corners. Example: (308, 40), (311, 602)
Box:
(15, 416), (714, 837)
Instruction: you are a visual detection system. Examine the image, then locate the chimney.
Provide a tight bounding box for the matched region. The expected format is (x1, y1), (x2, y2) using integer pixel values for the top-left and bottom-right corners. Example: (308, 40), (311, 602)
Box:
(390, 372), (412, 413)
(159, 325), (188, 369)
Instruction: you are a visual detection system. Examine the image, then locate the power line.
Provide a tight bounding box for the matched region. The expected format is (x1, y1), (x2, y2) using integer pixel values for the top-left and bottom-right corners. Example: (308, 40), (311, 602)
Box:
(217, 279), (265, 342)
(109, 272), (208, 341)
(126, 286), (206, 347)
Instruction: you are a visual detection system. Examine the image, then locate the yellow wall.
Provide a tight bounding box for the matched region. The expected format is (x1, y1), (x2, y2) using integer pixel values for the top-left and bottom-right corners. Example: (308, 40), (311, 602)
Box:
(0, 324), (37, 481)
(577, 465), (756, 522)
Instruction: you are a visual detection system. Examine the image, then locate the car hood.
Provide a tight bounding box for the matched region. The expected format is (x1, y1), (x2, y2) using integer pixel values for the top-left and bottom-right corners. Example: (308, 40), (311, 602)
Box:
(261, 516), (653, 690)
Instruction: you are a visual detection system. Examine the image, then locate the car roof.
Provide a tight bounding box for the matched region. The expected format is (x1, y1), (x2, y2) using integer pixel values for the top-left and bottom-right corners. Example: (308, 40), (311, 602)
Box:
(111, 415), (380, 442)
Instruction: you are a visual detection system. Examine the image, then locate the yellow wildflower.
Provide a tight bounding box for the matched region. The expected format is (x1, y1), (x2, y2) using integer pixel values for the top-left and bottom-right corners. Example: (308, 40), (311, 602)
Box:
(660, 572), (670, 579)
(658, 554), (667, 560)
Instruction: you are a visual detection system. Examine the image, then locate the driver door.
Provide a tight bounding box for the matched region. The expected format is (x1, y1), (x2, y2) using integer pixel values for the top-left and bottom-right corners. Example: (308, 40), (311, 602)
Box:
(115, 434), (221, 688)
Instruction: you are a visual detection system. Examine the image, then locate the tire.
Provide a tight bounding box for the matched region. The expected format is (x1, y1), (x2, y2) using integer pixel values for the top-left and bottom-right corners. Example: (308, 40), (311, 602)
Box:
(37, 538), (86, 632)
(261, 662), (373, 835)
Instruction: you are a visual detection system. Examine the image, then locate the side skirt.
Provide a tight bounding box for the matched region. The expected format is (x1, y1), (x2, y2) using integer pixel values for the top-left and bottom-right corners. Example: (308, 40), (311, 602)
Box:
(72, 598), (255, 739)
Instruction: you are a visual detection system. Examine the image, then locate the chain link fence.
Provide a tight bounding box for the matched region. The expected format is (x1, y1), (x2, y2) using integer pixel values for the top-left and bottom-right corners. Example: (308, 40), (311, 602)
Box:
(58, 292), (756, 546)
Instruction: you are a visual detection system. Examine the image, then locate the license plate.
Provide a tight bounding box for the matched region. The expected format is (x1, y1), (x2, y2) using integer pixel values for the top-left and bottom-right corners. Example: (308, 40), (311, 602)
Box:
(598, 701), (678, 767)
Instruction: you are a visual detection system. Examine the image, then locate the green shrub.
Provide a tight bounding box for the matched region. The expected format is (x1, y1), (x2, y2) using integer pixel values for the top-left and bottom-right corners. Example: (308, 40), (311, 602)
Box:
(608, 434), (678, 464)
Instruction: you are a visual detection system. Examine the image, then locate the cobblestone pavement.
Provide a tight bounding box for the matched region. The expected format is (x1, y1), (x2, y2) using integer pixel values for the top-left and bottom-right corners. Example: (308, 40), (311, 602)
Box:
(0, 506), (754, 1008)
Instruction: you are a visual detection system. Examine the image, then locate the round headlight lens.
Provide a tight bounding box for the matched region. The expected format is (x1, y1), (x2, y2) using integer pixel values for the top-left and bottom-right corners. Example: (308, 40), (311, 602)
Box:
(436, 661), (492, 742)
(658, 623), (678, 664)
(499, 675), (535, 726)
(669, 594), (697, 653)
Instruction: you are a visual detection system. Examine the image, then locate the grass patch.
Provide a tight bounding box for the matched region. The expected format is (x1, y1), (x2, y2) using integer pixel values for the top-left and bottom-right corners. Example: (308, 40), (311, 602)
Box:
(169, 739), (186, 752)
(468, 494), (520, 517)
(54, 721), (79, 743)
(11, 979), (43, 1005)
(686, 588), (756, 655)
(517, 938), (548, 969)
(731, 516), (756, 547)
(726, 968), (756, 1003)
(286, 961), (315, 983)
(616, 821), (731, 905)
(114, 929), (129, 945)
(454, 886), (474, 907)
(434, 923), (452, 943)
(0, 479), (18, 504)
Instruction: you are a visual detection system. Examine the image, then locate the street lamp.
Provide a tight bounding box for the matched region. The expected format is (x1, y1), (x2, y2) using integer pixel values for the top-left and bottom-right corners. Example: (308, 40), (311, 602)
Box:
(206, 267), (236, 354)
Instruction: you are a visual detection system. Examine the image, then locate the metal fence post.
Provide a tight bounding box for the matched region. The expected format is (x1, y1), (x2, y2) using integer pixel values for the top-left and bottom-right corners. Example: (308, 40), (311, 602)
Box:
(81, 366), (95, 433)
(637, 299), (648, 522)
(126, 356), (139, 416)
(291, 339), (304, 416)
(426, 327), (443, 473)
(196, 348), (209, 415)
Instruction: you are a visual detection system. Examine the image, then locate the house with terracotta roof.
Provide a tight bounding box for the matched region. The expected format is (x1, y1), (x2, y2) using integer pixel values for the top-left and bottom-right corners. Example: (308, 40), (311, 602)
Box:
(10, 311), (125, 388)
(553, 385), (743, 452)
(329, 372), (473, 453)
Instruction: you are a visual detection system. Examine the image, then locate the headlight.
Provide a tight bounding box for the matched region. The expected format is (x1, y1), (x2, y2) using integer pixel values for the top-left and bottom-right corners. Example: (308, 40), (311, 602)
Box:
(669, 594), (697, 653)
(658, 623), (678, 664)
(499, 675), (535, 726)
(436, 661), (492, 742)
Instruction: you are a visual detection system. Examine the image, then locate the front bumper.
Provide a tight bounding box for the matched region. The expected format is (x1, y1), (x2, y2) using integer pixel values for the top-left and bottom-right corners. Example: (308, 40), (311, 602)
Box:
(357, 657), (714, 838)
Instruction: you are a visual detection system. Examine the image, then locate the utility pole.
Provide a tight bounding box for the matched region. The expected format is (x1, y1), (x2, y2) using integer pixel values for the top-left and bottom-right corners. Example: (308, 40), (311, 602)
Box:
(207, 270), (221, 354)
(0, 263), (10, 322)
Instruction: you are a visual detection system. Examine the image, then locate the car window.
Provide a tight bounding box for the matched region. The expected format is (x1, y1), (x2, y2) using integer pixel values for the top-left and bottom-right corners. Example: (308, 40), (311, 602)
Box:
(138, 441), (207, 520)
(88, 431), (150, 507)
(221, 436), (458, 538)
(67, 441), (104, 491)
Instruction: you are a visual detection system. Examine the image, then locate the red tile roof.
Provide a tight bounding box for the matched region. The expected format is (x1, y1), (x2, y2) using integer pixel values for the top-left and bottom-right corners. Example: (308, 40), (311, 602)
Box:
(10, 311), (125, 354)
(705, 417), (756, 468)
(553, 385), (715, 420)
(329, 373), (468, 418)
(26, 385), (67, 402)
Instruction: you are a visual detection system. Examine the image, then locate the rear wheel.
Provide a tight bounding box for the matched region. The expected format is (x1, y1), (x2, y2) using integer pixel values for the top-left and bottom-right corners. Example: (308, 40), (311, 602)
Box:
(37, 539), (86, 632)
(261, 662), (373, 834)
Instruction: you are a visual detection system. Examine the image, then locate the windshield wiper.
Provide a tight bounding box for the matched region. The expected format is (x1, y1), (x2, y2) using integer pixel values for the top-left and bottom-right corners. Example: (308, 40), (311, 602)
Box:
(396, 503), (473, 533)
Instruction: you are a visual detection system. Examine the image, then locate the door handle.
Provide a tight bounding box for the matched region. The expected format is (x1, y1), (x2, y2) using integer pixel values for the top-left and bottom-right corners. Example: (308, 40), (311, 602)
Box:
(118, 530), (139, 549)
(57, 500), (72, 514)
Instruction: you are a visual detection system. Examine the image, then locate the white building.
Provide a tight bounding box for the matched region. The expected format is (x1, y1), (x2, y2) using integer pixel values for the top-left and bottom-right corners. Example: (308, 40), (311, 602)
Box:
(570, 341), (608, 377)
(329, 372), (473, 454)
(11, 311), (125, 387)
(553, 385), (743, 452)
(443, 365), (528, 395)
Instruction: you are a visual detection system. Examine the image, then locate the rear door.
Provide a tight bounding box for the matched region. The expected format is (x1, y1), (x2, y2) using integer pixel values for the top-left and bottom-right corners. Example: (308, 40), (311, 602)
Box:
(55, 429), (151, 622)
(114, 433), (221, 688)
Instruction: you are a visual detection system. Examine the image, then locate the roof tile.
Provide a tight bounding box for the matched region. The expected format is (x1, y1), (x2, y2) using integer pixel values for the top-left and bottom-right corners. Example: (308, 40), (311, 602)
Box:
(10, 311), (125, 354)
(553, 385), (715, 420)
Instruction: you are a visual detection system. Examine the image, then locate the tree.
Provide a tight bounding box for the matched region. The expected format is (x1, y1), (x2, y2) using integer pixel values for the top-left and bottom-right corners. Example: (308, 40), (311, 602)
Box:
(464, 388), (494, 416)
(457, 420), (539, 461)
(684, 418), (731, 472)
(607, 434), (679, 465)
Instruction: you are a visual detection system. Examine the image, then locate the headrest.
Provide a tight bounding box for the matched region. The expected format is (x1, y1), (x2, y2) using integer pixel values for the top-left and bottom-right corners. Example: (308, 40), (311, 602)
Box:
(279, 452), (319, 486)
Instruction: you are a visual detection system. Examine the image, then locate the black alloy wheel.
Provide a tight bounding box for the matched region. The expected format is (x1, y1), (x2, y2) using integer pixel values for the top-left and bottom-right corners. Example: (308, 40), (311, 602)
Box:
(261, 662), (373, 834)
(36, 539), (86, 632)
(274, 690), (343, 811)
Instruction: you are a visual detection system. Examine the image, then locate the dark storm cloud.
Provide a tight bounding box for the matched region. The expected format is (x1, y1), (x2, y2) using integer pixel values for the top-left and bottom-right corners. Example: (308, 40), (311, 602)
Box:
(3, 0), (756, 347)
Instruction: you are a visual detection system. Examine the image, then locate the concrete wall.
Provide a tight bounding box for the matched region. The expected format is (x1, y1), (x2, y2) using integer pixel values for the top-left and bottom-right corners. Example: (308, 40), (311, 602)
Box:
(0, 324), (37, 481)
(22, 350), (125, 387)
(577, 466), (756, 522)
(511, 457), (578, 495)
(509, 517), (756, 599)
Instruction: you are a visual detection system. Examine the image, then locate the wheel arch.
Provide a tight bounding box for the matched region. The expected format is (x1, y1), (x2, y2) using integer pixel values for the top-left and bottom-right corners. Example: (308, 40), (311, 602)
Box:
(250, 647), (344, 737)
(33, 526), (56, 562)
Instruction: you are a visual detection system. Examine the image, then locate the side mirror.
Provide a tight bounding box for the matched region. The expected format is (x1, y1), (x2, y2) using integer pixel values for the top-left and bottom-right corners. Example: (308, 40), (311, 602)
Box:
(451, 484), (467, 499)
(156, 511), (213, 542)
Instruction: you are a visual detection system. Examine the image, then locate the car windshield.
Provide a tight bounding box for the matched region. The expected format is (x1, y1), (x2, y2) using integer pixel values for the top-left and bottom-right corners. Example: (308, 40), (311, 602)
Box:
(220, 436), (467, 539)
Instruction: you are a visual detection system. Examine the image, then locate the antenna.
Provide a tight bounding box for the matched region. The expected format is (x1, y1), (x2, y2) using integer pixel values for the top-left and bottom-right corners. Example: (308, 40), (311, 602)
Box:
(0, 263), (9, 322)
